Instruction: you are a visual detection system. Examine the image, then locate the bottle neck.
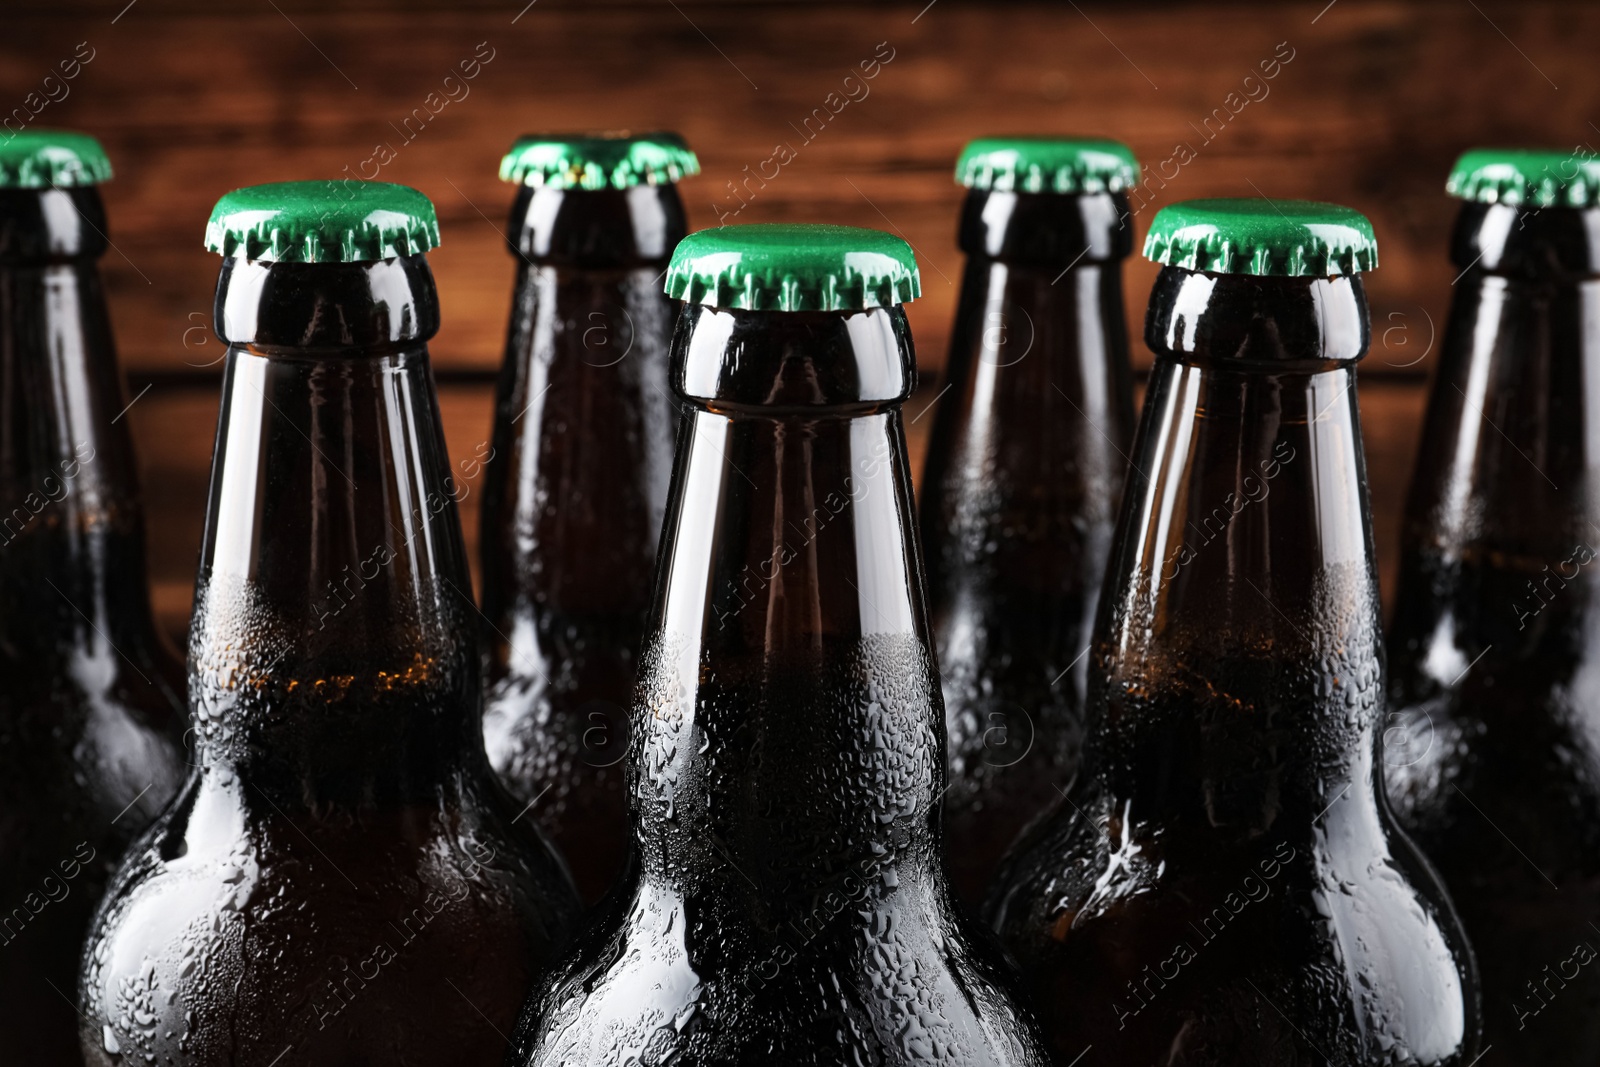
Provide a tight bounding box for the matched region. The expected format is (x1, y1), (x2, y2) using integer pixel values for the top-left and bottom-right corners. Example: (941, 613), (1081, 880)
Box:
(937, 201), (1133, 437)
(0, 187), (160, 665)
(956, 188), (1134, 265)
(921, 196), (1135, 691)
(1449, 200), (1600, 279)
(1393, 203), (1600, 681)
(192, 257), (478, 806)
(0, 187), (108, 261)
(1097, 269), (1379, 841)
(477, 189), (682, 658)
(508, 184), (686, 267)
(632, 306), (943, 897)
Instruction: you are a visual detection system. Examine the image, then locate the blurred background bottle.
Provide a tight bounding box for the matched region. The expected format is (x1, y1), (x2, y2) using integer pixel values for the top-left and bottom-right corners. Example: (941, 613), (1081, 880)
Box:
(1386, 148), (1600, 1061)
(990, 199), (1479, 1067)
(479, 133), (695, 903)
(0, 129), (184, 1065)
(80, 181), (579, 1067)
(918, 138), (1137, 902)
(510, 223), (1049, 1066)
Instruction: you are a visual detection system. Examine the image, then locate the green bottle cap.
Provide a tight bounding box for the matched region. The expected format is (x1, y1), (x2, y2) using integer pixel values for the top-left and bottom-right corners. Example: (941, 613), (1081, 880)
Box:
(499, 132), (700, 190)
(956, 137), (1138, 194)
(1144, 198), (1378, 277)
(665, 223), (920, 312)
(0, 129), (113, 189)
(204, 180), (441, 263)
(1446, 148), (1600, 208)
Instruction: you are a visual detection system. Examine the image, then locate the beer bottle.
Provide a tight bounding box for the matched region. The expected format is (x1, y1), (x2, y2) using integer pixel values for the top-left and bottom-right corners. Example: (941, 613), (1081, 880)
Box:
(481, 133), (696, 903)
(1386, 148), (1600, 1060)
(989, 199), (1480, 1066)
(79, 181), (581, 1066)
(919, 138), (1138, 901)
(508, 223), (1050, 1066)
(0, 129), (184, 1064)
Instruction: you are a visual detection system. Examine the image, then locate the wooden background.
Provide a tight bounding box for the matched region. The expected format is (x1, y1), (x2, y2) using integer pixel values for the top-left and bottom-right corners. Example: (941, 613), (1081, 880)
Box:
(4, 0), (1595, 631)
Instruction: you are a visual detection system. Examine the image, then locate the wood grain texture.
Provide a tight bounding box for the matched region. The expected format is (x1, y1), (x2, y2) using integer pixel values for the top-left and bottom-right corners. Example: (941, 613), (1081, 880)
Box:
(1, 0), (1562, 641)
(2, 0), (1593, 380)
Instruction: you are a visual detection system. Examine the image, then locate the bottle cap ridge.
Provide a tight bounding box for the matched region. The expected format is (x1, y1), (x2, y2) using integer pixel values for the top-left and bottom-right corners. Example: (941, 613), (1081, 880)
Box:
(499, 132), (700, 190)
(1447, 147), (1600, 209)
(1144, 197), (1378, 277)
(955, 137), (1138, 194)
(665, 223), (921, 312)
(204, 180), (441, 263)
(0, 129), (113, 189)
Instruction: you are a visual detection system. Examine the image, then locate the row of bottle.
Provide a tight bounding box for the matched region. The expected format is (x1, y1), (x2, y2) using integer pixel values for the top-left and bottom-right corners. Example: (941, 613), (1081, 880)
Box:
(0, 126), (1590, 1066)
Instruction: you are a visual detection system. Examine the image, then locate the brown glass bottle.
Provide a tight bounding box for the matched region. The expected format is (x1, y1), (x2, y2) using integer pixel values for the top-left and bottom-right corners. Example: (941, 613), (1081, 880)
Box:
(480, 165), (686, 904)
(508, 223), (1051, 1066)
(78, 182), (580, 1067)
(990, 201), (1479, 1067)
(919, 171), (1136, 903)
(1386, 170), (1600, 1058)
(0, 162), (185, 1062)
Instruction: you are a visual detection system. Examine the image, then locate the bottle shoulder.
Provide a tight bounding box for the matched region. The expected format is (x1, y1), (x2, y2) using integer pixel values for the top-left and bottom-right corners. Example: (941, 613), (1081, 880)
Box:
(1385, 549), (1600, 724)
(512, 875), (1049, 1067)
(1385, 682), (1600, 865)
(991, 785), (1476, 1067)
(81, 773), (581, 1063)
(0, 676), (184, 830)
(88, 771), (580, 906)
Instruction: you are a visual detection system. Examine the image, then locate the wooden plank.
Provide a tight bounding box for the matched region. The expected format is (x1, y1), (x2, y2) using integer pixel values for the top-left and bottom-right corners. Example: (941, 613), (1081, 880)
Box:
(1, 1), (1593, 382)
(135, 373), (1427, 638)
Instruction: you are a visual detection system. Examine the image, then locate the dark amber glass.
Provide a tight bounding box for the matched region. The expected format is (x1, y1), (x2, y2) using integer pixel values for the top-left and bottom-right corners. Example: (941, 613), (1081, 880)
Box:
(79, 251), (580, 1066)
(479, 183), (684, 902)
(507, 301), (1050, 1065)
(990, 266), (1480, 1066)
(0, 185), (184, 1065)
(1387, 201), (1600, 1059)
(919, 188), (1135, 902)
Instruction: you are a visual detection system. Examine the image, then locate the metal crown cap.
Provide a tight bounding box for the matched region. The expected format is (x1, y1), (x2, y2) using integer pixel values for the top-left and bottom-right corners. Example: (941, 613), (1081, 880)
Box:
(665, 223), (921, 312)
(0, 129), (113, 189)
(205, 180), (441, 263)
(1144, 197), (1378, 277)
(1447, 147), (1600, 209)
(956, 137), (1138, 194)
(499, 132), (700, 190)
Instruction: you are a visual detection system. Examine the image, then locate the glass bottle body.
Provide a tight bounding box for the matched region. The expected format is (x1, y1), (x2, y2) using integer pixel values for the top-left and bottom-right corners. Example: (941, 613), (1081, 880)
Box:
(0, 186), (184, 1064)
(990, 268), (1479, 1067)
(509, 304), (1049, 1066)
(919, 189), (1135, 900)
(480, 184), (683, 902)
(79, 254), (580, 1067)
(1386, 202), (1600, 1059)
